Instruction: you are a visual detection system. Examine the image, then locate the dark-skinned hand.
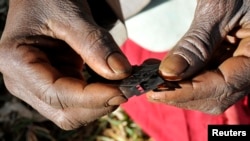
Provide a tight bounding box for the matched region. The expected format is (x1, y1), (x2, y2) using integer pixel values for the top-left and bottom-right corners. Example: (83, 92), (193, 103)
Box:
(0, 0), (132, 130)
(148, 0), (250, 114)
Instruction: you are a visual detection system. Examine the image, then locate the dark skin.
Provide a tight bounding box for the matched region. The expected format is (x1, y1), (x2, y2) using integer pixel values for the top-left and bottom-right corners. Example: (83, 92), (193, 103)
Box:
(0, 0), (132, 130)
(1, 0), (250, 130)
(148, 0), (250, 114)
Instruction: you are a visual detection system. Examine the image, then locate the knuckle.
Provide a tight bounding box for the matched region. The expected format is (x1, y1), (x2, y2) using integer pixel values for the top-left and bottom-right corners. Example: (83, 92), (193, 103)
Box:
(85, 28), (115, 51)
(179, 33), (212, 63)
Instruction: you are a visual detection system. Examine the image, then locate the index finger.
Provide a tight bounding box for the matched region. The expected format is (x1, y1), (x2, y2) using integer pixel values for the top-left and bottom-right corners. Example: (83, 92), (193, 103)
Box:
(1, 44), (127, 109)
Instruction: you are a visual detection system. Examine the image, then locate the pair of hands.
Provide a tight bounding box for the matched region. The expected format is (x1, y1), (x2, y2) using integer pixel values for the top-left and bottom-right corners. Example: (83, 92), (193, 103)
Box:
(0, 0), (250, 130)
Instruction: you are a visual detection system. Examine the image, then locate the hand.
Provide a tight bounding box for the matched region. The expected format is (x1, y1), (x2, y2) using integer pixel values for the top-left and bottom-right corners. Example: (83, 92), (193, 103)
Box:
(0, 0), (132, 130)
(147, 0), (250, 114)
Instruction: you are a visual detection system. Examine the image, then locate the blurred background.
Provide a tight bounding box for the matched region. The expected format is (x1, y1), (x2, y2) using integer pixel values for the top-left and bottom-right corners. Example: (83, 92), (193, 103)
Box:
(0, 0), (196, 140)
(125, 0), (196, 52)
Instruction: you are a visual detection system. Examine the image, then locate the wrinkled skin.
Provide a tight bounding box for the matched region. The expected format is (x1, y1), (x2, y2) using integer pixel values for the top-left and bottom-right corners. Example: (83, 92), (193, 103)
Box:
(148, 0), (250, 114)
(0, 0), (132, 130)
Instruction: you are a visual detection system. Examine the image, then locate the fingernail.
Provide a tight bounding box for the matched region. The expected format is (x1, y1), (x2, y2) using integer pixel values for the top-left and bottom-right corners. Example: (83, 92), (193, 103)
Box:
(160, 54), (189, 80)
(107, 95), (127, 106)
(107, 53), (132, 74)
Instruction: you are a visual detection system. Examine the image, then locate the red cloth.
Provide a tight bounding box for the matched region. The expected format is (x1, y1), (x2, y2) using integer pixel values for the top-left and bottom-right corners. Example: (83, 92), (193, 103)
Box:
(121, 39), (250, 141)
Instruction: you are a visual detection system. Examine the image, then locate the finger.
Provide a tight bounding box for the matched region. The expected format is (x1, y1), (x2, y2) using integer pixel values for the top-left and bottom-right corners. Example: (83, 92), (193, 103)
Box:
(3, 0), (132, 80)
(19, 36), (86, 78)
(31, 100), (117, 130)
(148, 56), (250, 114)
(234, 28), (250, 39)
(48, 79), (128, 109)
(2, 45), (127, 109)
(58, 106), (118, 130)
(148, 71), (227, 106)
(159, 0), (243, 80)
(234, 37), (250, 57)
(46, 14), (131, 80)
(55, 106), (118, 130)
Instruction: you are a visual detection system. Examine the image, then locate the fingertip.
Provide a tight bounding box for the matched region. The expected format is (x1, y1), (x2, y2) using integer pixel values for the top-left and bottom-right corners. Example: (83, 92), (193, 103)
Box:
(159, 54), (189, 80)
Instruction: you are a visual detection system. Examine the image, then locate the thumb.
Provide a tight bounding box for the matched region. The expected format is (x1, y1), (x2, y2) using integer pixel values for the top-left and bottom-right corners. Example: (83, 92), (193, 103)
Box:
(160, 0), (243, 80)
(45, 16), (132, 80)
